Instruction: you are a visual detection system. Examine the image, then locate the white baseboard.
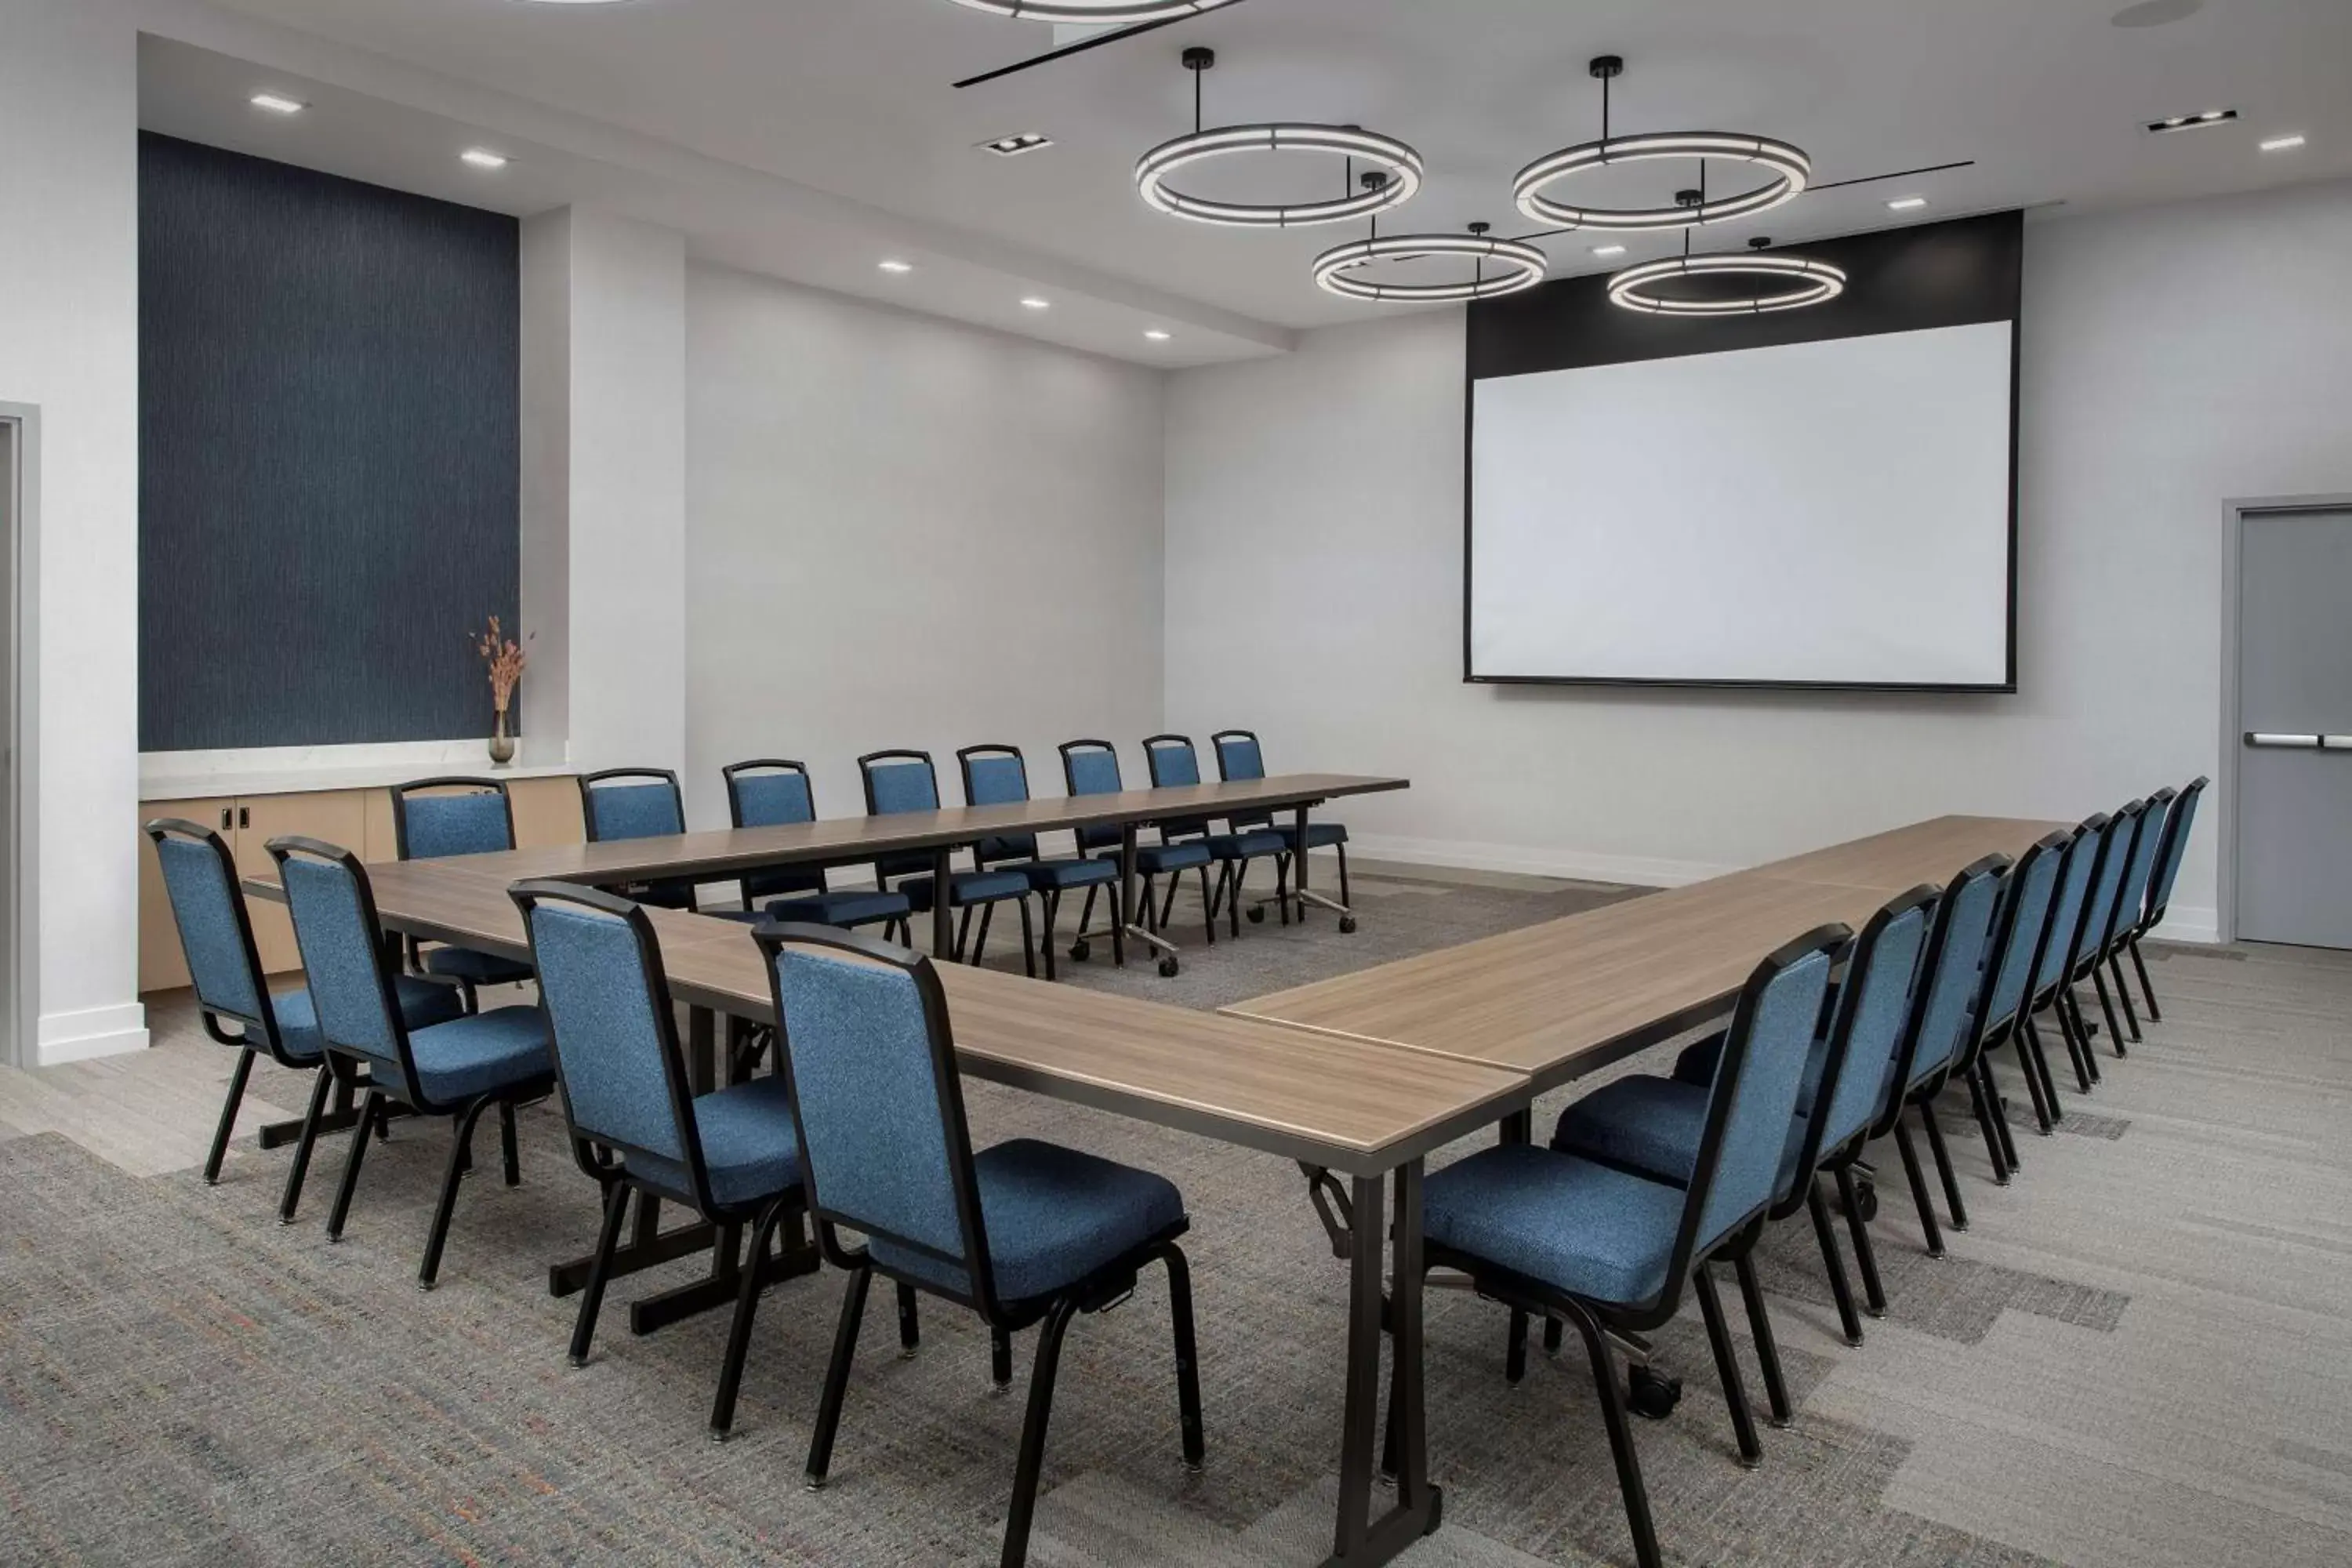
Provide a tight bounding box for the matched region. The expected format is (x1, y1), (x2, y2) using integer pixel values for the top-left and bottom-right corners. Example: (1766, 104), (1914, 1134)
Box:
(1345, 833), (1738, 890)
(2149, 906), (2219, 945)
(37, 1001), (150, 1066)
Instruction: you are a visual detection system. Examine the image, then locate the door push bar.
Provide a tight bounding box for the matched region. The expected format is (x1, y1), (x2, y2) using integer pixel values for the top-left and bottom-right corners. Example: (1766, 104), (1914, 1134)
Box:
(2243, 732), (2352, 750)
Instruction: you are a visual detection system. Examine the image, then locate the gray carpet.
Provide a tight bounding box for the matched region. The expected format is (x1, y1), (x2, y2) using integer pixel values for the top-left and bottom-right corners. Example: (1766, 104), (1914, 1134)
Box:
(5, 882), (2350, 1567)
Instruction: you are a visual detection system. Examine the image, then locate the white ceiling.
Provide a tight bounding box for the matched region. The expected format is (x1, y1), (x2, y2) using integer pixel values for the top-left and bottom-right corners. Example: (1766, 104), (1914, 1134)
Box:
(140, 0), (2352, 365)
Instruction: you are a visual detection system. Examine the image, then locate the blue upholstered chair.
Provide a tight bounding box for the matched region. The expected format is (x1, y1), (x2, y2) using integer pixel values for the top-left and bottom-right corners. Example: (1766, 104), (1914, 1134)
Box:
(145, 818), (463, 1221)
(1210, 728), (1356, 931)
(958, 745), (1122, 982)
(1418, 924), (1845, 1568)
(2094, 786), (2175, 1047)
(752, 924), (1203, 1568)
(1058, 739), (1211, 975)
(513, 880), (808, 1437)
(579, 768), (700, 911)
(1142, 733), (1288, 941)
(2121, 777), (2207, 1022)
(2056, 800), (2149, 1072)
(270, 837), (555, 1288)
(1556, 890), (1932, 1395)
(722, 760), (913, 943)
(858, 750), (1036, 975)
(388, 777), (537, 1009)
(2018, 818), (2107, 1108)
(1960, 833), (2072, 1165)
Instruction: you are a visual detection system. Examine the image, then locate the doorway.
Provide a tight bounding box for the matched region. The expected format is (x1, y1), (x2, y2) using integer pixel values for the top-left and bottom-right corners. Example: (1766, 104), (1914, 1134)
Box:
(2225, 498), (2352, 949)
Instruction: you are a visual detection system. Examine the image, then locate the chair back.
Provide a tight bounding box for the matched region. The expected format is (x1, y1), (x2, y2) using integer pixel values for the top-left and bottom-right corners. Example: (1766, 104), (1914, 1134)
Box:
(145, 818), (287, 1058)
(2028, 819), (2103, 1002)
(724, 760), (818, 829)
(268, 837), (419, 1100)
(754, 924), (997, 1312)
(1979, 833), (2070, 1038)
(2142, 776), (2208, 930)
(579, 768), (686, 843)
(1678, 924), (1845, 1262)
(1881, 855), (2009, 1119)
(390, 778), (515, 860)
(2070, 801), (2144, 974)
(957, 745), (1040, 866)
(513, 881), (711, 1202)
(1060, 740), (1127, 855)
(859, 750), (943, 880)
(1802, 888), (1937, 1169)
(2107, 785), (2174, 952)
(1210, 729), (1275, 832)
(1142, 734), (1215, 840)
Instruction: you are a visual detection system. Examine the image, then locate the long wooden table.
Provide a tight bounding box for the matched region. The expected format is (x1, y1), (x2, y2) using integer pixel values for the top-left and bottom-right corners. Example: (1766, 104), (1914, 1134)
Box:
(1228, 816), (2067, 1094)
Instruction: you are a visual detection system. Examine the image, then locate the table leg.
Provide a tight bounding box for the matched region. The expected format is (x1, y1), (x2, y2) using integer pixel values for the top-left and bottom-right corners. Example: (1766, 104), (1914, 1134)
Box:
(1116, 822), (1182, 975)
(1291, 802), (1355, 927)
(1327, 1163), (1439, 1566)
(688, 1006), (715, 1096)
(258, 1064), (358, 1149)
(931, 847), (956, 960)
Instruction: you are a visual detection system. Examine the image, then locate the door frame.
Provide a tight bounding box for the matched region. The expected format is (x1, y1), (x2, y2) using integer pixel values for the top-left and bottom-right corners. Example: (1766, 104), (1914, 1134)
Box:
(0, 404), (38, 1069)
(2216, 492), (2352, 946)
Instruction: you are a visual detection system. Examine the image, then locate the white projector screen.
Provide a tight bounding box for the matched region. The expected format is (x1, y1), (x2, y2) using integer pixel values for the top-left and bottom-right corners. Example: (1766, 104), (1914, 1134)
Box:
(1468, 321), (2015, 688)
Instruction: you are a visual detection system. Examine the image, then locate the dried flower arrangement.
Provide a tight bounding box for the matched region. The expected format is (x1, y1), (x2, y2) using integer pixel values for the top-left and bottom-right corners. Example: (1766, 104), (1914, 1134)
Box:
(474, 615), (528, 715)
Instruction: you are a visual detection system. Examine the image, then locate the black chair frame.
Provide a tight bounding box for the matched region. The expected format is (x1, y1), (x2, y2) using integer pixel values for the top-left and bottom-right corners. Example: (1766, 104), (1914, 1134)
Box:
(751, 922), (1203, 1568)
(267, 836), (555, 1289)
(2058, 800), (2148, 1073)
(1054, 739), (1145, 971)
(859, 749), (1035, 975)
(1951, 832), (2074, 1176)
(387, 775), (519, 1011)
(956, 743), (1114, 982)
(1210, 727), (1356, 928)
(2121, 777), (2208, 1023)
(1142, 731), (1282, 942)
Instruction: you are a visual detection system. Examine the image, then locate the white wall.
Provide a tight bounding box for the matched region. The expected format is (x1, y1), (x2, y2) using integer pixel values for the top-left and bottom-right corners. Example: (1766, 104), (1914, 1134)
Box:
(1163, 178), (2352, 939)
(684, 263), (1166, 834)
(1, 0), (147, 1063)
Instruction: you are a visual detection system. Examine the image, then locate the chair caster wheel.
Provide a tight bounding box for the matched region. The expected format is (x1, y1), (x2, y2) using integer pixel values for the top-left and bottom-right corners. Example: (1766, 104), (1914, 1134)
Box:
(1069, 940), (1091, 963)
(1339, 916), (1359, 935)
(1158, 957), (1181, 978)
(1627, 1364), (1682, 1421)
(1843, 1179), (1878, 1223)
(1247, 906), (1265, 924)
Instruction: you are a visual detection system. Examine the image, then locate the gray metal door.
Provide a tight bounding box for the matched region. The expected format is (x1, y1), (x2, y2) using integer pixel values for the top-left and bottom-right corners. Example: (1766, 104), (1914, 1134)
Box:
(2236, 506), (2352, 948)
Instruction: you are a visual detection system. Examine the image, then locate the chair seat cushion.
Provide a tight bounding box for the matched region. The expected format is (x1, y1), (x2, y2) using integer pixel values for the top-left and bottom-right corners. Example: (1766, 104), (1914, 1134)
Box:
(371, 1005), (552, 1106)
(898, 869), (1033, 912)
(270, 975), (463, 1063)
(744, 866), (827, 903)
(765, 888), (914, 928)
(1020, 857), (1121, 892)
(1097, 842), (1214, 875)
(870, 1138), (1185, 1305)
(626, 1075), (804, 1210)
(420, 946), (536, 987)
(1424, 1143), (1686, 1309)
(1555, 1076), (1806, 1221)
(1201, 830), (1287, 861)
(1268, 822), (1349, 850)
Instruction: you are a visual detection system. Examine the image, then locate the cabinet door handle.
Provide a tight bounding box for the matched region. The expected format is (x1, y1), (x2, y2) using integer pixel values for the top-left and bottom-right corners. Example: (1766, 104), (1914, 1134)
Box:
(220, 808), (233, 830)
(238, 806), (250, 829)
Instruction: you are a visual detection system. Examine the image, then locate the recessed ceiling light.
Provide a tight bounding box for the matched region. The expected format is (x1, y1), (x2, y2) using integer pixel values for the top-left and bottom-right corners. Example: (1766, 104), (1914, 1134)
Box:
(1591, 244), (1627, 257)
(2260, 133), (2307, 152)
(460, 148), (510, 169)
(1144, 329), (1172, 341)
(1020, 297), (1051, 310)
(877, 259), (913, 274)
(2145, 107), (2238, 135)
(1886, 196), (1929, 211)
(249, 93), (306, 115)
(980, 133), (1054, 158)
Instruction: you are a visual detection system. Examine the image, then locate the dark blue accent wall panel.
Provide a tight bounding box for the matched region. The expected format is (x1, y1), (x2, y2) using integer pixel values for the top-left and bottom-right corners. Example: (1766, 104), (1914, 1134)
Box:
(139, 132), (520, 751)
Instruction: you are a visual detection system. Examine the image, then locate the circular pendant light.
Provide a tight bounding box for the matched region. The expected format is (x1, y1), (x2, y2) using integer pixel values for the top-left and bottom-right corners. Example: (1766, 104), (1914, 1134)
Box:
(947, 0), (1242, 20)
(1514, 57), (1810, 232)
(1134, 49), (1421, 228)
(1608, 234), (1846, 316)
(1314, 221), (1549, 303)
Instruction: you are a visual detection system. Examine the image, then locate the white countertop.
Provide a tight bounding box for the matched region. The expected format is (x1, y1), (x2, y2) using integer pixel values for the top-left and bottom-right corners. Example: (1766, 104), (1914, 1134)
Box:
(140, 741), (575, 803)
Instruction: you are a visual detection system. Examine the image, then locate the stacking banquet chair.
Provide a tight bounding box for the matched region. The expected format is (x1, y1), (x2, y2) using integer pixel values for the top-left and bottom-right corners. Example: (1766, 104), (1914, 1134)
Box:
(2056, 799), (2149, 1066)
(1142, 733), (1288, 942)
(720, 760), (913, 942)
(2018, 818), (2107, 1105)
(512, 880), (809, 1438)
(1059, 739), (1209, 978)
(751, 924), (1203, 1568)
(579, 768), (701, 910)
(1957, 833), (2071, 1171)
(2090, 786), (2175, 1047)
(1415, 925), (1844, 1568)
(144, 819), (463, 1221)
(859, 750), (1036, 975)
(387, 777), (538, 1010)
(957, 744), (1122, 982)
(1857, 855), (2011, 1254)
(1210, 729), (1356, 933)
(2120, 776), (2208, 1022)
(270, 837), (555, 1288)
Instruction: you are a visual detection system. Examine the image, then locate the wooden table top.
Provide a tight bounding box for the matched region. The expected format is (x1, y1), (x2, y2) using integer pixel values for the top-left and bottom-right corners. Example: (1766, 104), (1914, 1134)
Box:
(397, 773), (1408, 889)
(1227, 815), (2068, 1090)
(247, 858), (1525, 1177)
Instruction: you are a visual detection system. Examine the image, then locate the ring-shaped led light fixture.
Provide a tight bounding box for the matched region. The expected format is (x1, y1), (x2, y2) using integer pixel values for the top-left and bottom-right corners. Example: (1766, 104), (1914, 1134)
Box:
(948, 0), (1241, 20)
(1137, 123), (1423, 227)
(1515, 132), (1811, 231)
(1313, 231), (1550, 303)
(1606, 251), (1846, 316)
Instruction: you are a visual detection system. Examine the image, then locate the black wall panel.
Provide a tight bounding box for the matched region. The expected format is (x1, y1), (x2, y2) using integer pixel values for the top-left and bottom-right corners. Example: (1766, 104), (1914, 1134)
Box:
(139, 133), (520, 751)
